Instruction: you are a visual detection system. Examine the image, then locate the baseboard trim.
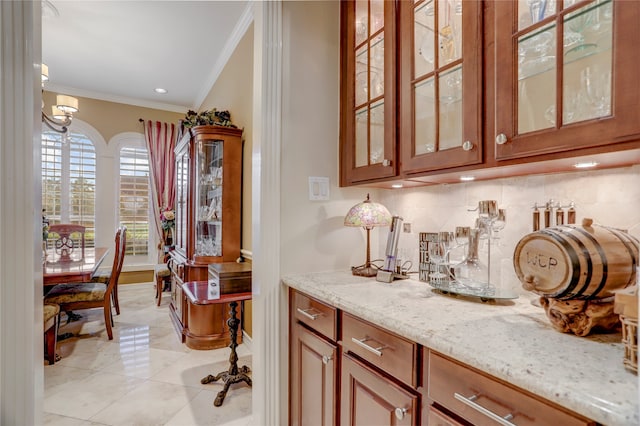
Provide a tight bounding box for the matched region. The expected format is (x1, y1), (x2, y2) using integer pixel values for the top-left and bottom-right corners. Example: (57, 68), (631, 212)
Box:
(242, 331), (253, 352)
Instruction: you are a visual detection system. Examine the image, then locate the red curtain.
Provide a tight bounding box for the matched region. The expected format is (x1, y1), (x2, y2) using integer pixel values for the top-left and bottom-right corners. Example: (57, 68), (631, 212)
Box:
(143, 121), (177, 260)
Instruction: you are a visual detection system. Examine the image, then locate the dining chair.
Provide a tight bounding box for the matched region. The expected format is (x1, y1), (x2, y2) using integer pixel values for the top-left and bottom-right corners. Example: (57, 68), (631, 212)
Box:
(43, 303), (60, 365)
(89, 227), (127, 315)
(44, 226), (126, 340)
(48, 224), (86, 259)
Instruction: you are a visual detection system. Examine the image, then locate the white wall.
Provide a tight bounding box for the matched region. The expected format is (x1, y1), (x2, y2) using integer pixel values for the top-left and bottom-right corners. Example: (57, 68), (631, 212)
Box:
(378, 164), (640, 293)
(280, 0), (382, 275)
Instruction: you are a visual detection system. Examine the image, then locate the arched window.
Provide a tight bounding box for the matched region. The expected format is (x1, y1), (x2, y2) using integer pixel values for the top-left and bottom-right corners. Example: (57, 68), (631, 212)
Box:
(119, 146), (150, 256)
(42, 130), (96, 247)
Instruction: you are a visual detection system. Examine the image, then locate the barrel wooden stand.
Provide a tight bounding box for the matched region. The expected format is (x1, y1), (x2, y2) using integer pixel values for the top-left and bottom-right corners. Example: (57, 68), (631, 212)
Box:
(540, 297), (620, 336)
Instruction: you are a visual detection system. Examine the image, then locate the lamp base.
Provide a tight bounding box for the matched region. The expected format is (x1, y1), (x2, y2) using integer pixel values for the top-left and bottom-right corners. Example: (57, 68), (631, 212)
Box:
(351, 265), (378, 278)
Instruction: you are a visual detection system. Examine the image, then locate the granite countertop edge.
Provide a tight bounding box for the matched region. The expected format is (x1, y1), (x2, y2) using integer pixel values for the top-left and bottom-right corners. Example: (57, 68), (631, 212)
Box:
(281, 270), (639, 426)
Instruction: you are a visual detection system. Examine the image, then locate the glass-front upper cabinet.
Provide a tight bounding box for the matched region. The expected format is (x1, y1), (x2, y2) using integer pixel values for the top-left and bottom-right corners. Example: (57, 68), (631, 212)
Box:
(173, 125), (243, 266)
(195, 139), (223, 257)
(494, 0), (640, 160)
(340, 0), (397, 185)
(399, 0), (483, 174)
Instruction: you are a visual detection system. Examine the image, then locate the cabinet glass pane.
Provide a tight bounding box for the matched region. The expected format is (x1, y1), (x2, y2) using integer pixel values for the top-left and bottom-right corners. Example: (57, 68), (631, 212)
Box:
(370, 0), (384, 34)
(518, 0), (557, 31)
(438, 0), (462, 65)
(563, 1), (612, 122)
(518, 24), (556, 134)
(175, 153), (187, 251)
(195, 140), (223, 257)
(370, 101), (384, 164)
(414, 0), (435, 76)
(439, 66), (462, 150)
(415, 77), (436, 155)
(355, 0), (368, 46)
(370, 34), (384, 99)
(355, 108), (368, 167)
(356, 47), (368, 107)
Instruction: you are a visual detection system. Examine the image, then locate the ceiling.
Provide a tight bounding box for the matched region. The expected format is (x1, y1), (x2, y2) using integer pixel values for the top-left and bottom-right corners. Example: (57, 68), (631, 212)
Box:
(42, 0), (250, 113)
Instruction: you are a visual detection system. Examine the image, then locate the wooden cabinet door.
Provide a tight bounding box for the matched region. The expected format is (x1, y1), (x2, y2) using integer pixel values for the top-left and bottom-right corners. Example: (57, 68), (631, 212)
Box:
(290, 322), (338, 426)
(398, 0), (483, 175)
(493, 0), (640, 161)
(426, 405), (466, 426)
(340, 0), (398, 185)
(341, 353), (418, 426)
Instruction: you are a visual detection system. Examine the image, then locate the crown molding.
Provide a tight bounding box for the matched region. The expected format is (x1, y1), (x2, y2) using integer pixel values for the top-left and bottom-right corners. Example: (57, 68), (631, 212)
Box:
(44, 83), (189, 113)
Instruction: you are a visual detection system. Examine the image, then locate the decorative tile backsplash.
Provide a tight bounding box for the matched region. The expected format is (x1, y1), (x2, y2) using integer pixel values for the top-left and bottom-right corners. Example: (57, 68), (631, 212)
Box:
(378, 165), (640, 293)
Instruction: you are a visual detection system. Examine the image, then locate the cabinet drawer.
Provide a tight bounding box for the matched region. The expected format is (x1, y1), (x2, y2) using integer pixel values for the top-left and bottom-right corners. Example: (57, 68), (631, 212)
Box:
(292, 290), (337, 341)
(342, 312), (418, 388)
(427, 351), (593, 426)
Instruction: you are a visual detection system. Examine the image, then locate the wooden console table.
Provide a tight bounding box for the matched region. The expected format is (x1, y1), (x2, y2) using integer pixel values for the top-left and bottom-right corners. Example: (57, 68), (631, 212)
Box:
(182, 281), (252, 406)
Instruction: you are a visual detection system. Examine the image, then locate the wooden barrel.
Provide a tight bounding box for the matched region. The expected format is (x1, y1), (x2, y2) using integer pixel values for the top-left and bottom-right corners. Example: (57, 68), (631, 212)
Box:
(513, 219), (638, 300)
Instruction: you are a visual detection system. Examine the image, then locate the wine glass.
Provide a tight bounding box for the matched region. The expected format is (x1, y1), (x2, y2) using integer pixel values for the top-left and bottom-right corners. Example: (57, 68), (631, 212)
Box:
(492, 209), (506, 234)
(429, 231), (454, 281)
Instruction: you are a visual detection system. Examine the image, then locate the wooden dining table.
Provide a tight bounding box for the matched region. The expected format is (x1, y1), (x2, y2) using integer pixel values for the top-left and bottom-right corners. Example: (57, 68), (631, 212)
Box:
(43, 247), (109, 286)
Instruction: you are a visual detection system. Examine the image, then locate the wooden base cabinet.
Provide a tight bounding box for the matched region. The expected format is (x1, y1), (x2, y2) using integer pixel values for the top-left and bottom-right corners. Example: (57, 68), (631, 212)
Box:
(425, 351), (594, 426)
(341, 353), (419, 426)
(290, 322), (338, 426)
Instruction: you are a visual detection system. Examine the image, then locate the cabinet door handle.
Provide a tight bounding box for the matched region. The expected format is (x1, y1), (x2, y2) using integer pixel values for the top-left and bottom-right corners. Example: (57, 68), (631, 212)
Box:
(454, 393), (516, 426)
(495, 133), (509, 145)
(322, 354), (333, 365)
(462, 140), (474, 151)
(382, 158), (391, 167)
(394, 407), (408, 420)
(351, 336), (386, 357)
(296, 307), (322, 320)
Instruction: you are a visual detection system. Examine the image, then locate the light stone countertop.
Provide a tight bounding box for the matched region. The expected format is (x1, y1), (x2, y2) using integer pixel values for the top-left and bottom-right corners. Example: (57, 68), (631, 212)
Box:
(282, 270), (639, 426)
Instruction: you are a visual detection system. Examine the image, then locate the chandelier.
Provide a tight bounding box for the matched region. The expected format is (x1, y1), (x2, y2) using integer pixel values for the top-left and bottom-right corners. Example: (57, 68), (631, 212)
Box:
(41, 64), (79, 134)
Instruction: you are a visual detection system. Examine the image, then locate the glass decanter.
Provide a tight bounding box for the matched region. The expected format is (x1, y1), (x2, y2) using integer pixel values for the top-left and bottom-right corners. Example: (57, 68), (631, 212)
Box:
(452, 227), (488, 290)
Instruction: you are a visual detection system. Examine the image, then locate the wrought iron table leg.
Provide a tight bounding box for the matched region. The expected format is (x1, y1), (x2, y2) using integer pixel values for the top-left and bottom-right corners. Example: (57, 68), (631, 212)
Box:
(200, 300), (252, 406)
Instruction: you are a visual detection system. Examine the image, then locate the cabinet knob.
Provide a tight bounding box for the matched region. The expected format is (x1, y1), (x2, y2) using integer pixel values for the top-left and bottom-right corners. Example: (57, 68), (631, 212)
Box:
(321, 355), (333, 365)
(394, 407), (408, 420)
(382, 159), (391, 167)
(495, 133), (508, 145)
(462, 140), (474, 151)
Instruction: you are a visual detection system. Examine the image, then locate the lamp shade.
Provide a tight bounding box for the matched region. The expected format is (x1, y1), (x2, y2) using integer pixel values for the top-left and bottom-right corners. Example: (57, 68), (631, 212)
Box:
(51, 106), (67, 120)
(56, 94), (79, 113)
(344, 194), (392, 229)
(41, 63), (49, 82)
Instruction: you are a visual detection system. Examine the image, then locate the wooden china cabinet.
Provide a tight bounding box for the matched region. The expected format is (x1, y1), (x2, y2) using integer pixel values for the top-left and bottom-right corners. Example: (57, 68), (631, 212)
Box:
(169, 124), (243, 349)
(340, 0), (640, 187)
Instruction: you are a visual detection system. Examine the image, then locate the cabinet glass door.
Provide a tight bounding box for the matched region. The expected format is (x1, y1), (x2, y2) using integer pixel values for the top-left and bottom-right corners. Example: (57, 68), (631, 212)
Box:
(399, 0), (482, 174)
(195, 139), (223, 257)
(174, 147), (188, 255)
(340, 0), (396, 184)
(495, 0), (638, 160)
(517, 0), (612, 133)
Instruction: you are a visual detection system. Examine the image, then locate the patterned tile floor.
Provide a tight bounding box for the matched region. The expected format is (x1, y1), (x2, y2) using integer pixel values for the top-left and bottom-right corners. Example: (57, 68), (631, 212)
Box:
(43, 283), (253, 426)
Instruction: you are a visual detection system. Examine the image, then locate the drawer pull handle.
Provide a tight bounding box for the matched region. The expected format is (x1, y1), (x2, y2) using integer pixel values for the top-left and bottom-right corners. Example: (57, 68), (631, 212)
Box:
(454, 393), (516, 426)
(394, 407), (408, 420)
(296, 307), (322, 320)
(322, 355), (333, 365)
(351, 336), (386, 357)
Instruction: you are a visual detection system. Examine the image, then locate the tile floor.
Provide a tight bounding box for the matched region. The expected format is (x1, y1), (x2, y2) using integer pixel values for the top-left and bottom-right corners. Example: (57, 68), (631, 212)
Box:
(44, 283), (253, 426)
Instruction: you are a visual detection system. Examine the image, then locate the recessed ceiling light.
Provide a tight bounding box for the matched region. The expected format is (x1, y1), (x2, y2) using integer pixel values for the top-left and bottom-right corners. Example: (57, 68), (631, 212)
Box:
(460, 175), (475, 181)
(391, 183), (403, 188)
(573, 161), (599, 169)
(154, 88), (167, 94)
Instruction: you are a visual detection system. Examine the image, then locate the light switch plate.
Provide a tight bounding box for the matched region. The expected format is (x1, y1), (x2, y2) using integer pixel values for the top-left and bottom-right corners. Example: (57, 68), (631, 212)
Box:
(308, 176), (330, 200)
